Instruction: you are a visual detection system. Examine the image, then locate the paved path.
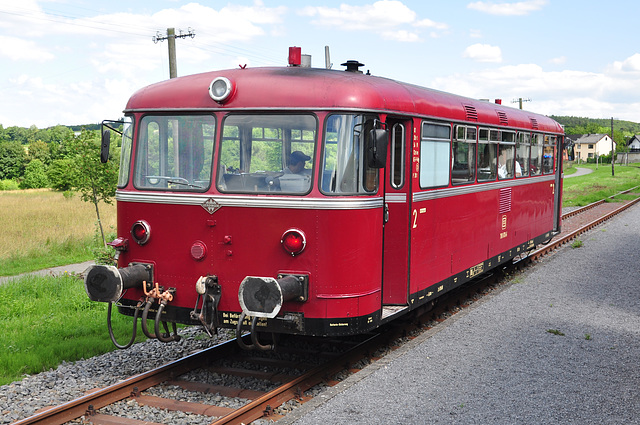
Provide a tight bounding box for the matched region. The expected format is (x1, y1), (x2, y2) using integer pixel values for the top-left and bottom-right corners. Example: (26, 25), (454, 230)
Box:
(285, 202), (640, 425)
(0, 261), (94, 285)
(565, 166), (593, 178)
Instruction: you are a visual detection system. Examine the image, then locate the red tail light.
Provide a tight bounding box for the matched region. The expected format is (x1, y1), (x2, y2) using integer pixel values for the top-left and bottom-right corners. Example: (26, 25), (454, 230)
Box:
(131, 220), (150, 245)
(281, 229), (306, 256)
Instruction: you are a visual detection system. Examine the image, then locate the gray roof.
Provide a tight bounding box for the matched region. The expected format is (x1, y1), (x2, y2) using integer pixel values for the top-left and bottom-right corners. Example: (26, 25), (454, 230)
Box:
(566, 133), (610, 145)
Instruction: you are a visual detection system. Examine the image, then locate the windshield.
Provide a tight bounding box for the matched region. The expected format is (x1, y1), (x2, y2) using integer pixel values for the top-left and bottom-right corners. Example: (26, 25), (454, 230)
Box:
(217, 114), (317, 194)
(133, 115), (216, 191)
(321, 114), (379, 194)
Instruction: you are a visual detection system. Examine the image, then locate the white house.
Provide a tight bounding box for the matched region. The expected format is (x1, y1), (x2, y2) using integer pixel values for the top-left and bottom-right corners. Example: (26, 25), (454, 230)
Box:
(572, 134), (616, 162)
(628, 135), (640, 152)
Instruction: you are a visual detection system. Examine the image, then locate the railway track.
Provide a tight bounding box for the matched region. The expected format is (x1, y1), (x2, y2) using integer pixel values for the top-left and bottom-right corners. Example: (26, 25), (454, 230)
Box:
(12, 190), (640, 425)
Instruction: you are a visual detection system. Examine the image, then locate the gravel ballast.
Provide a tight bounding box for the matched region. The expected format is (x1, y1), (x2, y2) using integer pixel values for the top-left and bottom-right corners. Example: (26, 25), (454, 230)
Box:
(2, 204), (639, 424)
(285, 204), (640, 424)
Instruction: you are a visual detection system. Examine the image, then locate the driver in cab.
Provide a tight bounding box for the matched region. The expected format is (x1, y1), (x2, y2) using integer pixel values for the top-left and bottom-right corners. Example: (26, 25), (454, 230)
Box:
(284, 151), (311, 175)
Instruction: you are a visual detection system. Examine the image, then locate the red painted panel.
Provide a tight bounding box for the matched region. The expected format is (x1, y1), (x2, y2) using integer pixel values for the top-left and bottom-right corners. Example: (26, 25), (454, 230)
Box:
(117, 198), (383, 320)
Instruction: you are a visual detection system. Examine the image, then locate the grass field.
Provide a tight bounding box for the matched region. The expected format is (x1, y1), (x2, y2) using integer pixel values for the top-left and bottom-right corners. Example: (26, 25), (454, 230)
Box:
(563, 163), (640, 206)
(0, 165), (639, 387)
(0, 274), (143, 386)
(0, 189), (116, 276)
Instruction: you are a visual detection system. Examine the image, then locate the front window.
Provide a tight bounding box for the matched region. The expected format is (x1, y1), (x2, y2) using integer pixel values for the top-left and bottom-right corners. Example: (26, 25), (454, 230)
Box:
(217, 114), (317, 194)
(134, 115), (216, 191)
(321, 114), (379, 194)
(117, 116), (133, 188)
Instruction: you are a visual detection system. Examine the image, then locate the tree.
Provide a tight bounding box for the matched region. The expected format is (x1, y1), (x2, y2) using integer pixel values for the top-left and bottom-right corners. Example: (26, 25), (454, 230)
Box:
(28, 140), (51, 165)
(0, 141), (27, 180)
(47, 158), (76, 191)
(72, 130), (119, 248)
(20, 159), (49, 189)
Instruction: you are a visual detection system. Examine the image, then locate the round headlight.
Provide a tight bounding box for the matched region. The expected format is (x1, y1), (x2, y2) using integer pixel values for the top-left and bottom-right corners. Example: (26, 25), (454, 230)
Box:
(209, 77), (233, 103)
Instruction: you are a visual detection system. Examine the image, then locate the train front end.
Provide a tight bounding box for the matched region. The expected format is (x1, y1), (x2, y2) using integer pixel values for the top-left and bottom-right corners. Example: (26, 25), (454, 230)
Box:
(84, 66), (389, 349)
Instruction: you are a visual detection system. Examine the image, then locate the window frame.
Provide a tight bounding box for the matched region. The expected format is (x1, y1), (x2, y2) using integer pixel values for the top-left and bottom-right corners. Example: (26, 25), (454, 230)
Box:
(419, 121), (452, 189)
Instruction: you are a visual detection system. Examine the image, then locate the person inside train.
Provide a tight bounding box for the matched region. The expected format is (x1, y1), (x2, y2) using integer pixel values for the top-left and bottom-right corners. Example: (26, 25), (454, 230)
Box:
(284, 151), (312, 175)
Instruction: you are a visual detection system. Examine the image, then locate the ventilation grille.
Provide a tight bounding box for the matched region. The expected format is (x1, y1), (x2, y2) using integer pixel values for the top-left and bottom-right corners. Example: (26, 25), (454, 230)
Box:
(463, 105), (478, 121)
(499, 188), (512, 214)
(496, 111), (508, 126)
(529, 117), (539, 129)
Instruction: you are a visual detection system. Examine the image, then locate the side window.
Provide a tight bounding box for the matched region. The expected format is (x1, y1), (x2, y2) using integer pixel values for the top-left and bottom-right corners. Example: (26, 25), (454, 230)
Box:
(478, 128), (497, 181)
(531, 134), (543, 176)
(390, 123), (405, 189)
(452, 125), (476, 185)
(498, 131), (516, 180)
(516, 132), (530, 178)
(419, 122), (451, 188)
(321, 114), (379, 194)
(543, 135), (556, 174)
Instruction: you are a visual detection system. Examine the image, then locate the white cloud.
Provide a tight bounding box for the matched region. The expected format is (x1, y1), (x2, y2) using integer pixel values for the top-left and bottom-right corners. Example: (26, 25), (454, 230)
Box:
(611, 53), (640, 73)
(463, 43), (502, 63)
(467, 0), (548, 16)
(430, 59), (640, 120)
(549, 56), (566, 65)
(300, 0), (447, 41)
(0, 36), (54, 61)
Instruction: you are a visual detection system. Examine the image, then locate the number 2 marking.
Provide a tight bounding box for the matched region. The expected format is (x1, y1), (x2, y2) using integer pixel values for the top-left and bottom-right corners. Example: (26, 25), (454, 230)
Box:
(413, 209), (418, 228)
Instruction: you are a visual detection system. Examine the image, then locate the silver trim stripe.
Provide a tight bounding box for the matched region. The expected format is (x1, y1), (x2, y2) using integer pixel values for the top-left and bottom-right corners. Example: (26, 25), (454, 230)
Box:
(413, 175), (555, 203)
(385, 193), (407, 203)
(116, 191), (384, 210)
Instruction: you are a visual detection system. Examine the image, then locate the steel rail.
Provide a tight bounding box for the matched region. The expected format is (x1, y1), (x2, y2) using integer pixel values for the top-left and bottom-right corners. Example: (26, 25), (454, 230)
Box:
(532, 196), (640, 260)
(11, 338), (241, 425)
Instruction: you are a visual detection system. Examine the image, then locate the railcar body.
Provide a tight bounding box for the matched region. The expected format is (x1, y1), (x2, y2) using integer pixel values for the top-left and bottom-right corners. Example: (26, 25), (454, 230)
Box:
(85, 56), (563, 349)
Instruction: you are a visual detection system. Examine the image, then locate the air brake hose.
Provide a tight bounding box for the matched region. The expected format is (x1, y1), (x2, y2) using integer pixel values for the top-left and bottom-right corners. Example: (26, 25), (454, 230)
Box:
(107, 302), (140, 350)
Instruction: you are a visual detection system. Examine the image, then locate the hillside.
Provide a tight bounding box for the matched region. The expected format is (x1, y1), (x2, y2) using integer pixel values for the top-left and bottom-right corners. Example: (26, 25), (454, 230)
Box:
(550, 116), (640, 137)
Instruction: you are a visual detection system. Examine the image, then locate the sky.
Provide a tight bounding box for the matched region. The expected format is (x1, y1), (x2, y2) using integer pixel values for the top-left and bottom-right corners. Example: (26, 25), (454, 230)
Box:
(1, 0), (639, 128)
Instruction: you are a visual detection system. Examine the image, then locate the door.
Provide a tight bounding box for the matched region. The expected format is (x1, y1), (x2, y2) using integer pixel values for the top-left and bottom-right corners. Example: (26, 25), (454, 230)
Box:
(382, 119), (412, 305)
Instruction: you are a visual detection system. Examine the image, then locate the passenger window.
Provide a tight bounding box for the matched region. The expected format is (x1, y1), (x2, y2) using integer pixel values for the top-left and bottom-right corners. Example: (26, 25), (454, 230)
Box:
(420, 122), (451, 188)
(452, 125), (476, 185)
(530, 134), (543, 176)
(498, 131), (516, 180)
(478, 128), (497, 181)
(543, 135), (556, 174)
(516, 133), (530, 178)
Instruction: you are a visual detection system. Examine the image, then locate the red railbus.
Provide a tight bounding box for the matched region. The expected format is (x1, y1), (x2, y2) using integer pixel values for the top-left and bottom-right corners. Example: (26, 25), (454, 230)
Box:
(85, 54), (563, 349)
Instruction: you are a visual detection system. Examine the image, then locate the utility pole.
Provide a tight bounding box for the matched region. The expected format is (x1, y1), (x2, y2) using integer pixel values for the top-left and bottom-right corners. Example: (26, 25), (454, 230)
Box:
(511, 98), (531, 109)
(153, 27), (195, 79)
(611, 117), (615, 176)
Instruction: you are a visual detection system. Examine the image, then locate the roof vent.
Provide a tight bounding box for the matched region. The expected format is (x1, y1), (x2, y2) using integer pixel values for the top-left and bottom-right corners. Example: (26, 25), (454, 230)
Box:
(341, 60), (364, 73)
(529, 117), (539, 129)
(463, 105), (478, 121)
(496, 111), (508, 125)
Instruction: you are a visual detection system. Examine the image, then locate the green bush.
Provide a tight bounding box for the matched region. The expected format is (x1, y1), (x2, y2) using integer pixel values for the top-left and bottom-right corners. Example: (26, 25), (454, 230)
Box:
(0, 179), (20, 190)
(20, 159), (49, 189)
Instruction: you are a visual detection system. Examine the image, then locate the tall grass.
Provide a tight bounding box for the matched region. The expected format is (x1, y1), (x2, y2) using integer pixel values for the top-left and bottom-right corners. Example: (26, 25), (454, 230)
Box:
(563, 164), (640, 206)
(0, 274), (144, 386)
(0, 189), (116, 276)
